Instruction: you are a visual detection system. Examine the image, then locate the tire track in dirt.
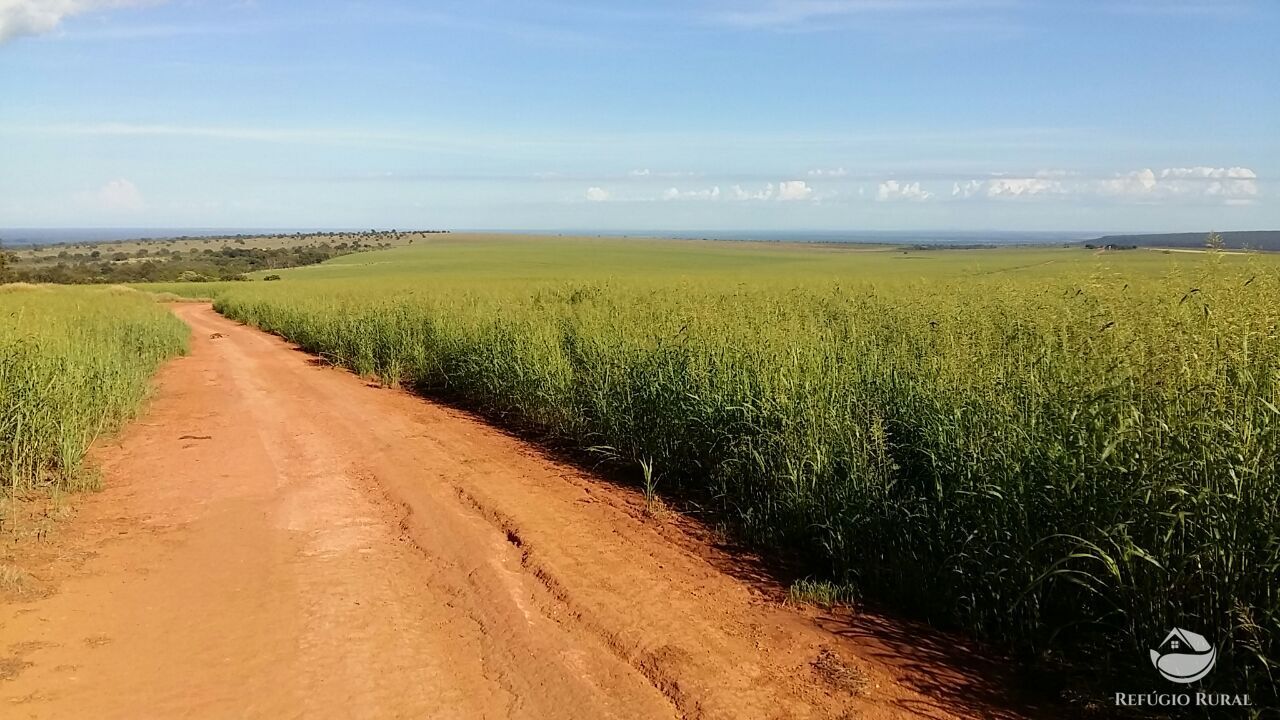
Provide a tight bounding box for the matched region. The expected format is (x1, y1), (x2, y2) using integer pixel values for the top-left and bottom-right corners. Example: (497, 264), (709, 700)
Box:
(0, 303), (1048, 720)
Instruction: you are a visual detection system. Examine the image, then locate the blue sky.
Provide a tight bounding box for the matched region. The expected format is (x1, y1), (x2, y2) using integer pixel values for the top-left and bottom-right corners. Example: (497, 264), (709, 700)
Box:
(0, 0), (1276, 232)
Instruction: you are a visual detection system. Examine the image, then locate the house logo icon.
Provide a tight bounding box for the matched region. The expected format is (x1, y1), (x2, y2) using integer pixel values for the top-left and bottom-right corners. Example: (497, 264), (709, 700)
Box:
(1150, 628), (1216, 684)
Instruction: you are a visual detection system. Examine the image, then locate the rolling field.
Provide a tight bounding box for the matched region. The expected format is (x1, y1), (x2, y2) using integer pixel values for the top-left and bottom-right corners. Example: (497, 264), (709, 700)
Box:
(193, 234), (1279, 696)
(0, 285), (188, 496)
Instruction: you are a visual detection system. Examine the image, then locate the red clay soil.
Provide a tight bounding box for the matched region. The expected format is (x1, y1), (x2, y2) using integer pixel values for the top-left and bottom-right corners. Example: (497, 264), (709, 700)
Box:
(0, 303), (1056, 719)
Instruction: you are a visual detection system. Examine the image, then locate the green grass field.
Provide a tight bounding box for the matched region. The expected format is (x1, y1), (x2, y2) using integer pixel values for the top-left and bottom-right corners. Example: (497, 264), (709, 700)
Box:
(0, 285), (188, 496)
(185, 234), (1277, 696)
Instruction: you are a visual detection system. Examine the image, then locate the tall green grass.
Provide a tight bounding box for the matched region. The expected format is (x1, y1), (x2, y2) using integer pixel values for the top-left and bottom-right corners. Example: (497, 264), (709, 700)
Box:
(214, 238), (1278, 701)
(0, 285), (188, 494)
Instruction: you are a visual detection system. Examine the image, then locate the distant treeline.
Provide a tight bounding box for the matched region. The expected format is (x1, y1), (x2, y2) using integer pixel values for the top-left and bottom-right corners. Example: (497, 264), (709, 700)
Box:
(2, 228), (450, 248)
(1083, 243), (1139, 250)
(906, 243), (999, 250)
(0, 242), (373, 284)
(1089, 230), (1280, 250)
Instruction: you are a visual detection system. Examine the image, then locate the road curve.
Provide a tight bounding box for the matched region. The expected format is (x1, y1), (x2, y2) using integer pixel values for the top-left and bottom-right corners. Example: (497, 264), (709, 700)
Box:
(0, 303), (1038, 720)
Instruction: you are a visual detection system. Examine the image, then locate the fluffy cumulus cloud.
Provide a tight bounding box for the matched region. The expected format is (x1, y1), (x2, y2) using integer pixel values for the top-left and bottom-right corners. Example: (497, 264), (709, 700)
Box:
(984, 177), (1065, 198)
(951, 166), (1258, 205)
(1103, 166), (1260, 203)
(583, 166), (1258, 207)
(662, 186), (721, 201)
(731, 183), (773, 201)
(1152, 166), (1258, 204)
(0, 0), (153, 44)
(724, 180), (813, 202)
(776, 180), (813, 201)
(952, 179), (984, 198)
(1160, 166), (1256, 179)
(1097, 168), (1158, 197)
(876, 180), (932, 202)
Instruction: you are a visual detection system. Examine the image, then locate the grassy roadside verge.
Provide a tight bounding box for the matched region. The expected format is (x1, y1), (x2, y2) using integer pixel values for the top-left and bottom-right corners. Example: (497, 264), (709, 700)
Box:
(0, 285), (188, 497)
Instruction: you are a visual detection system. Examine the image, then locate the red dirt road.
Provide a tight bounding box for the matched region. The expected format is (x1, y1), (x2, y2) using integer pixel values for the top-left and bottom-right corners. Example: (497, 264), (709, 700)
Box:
(0, 304), (1040, 719)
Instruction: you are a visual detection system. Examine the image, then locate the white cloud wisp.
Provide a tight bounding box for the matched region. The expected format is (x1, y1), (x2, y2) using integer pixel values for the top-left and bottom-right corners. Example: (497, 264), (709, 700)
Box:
(0, 0), (156, 44)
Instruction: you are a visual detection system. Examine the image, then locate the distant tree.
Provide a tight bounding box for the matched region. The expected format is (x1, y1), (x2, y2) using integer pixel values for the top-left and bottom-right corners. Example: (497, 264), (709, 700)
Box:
(1205, 231), (1225, 252)
(133, 261), (160, 281)
(0, 241), (13, 283)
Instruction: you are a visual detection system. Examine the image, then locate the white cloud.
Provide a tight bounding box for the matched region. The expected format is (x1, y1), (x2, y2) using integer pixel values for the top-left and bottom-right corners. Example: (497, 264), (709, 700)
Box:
(1163, 167), (1258, 204)
(1159, 166), (1256, 179)
(949, 166), (1259, 205)
(732, 183), (774, 201)
(87, 177), (145, 212)
(876, 180), (932, 202)
(584, 181), (811, 204)
(662, 186), (721, 201)
(723, 180), (815, 202)
(1097, 168), (1158, 197)
(954, 169), (1072, 198)
(1206, 179), (1259, 201)
(629, 169), (651, 177)
(1098, 166), (1257, 203)
(777, 180), (813, 201)
(985, 177), (1065, 197)
(952, 179), (983, 198)
(0, 0), (156, 44)
(807, 167), (848, 177)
